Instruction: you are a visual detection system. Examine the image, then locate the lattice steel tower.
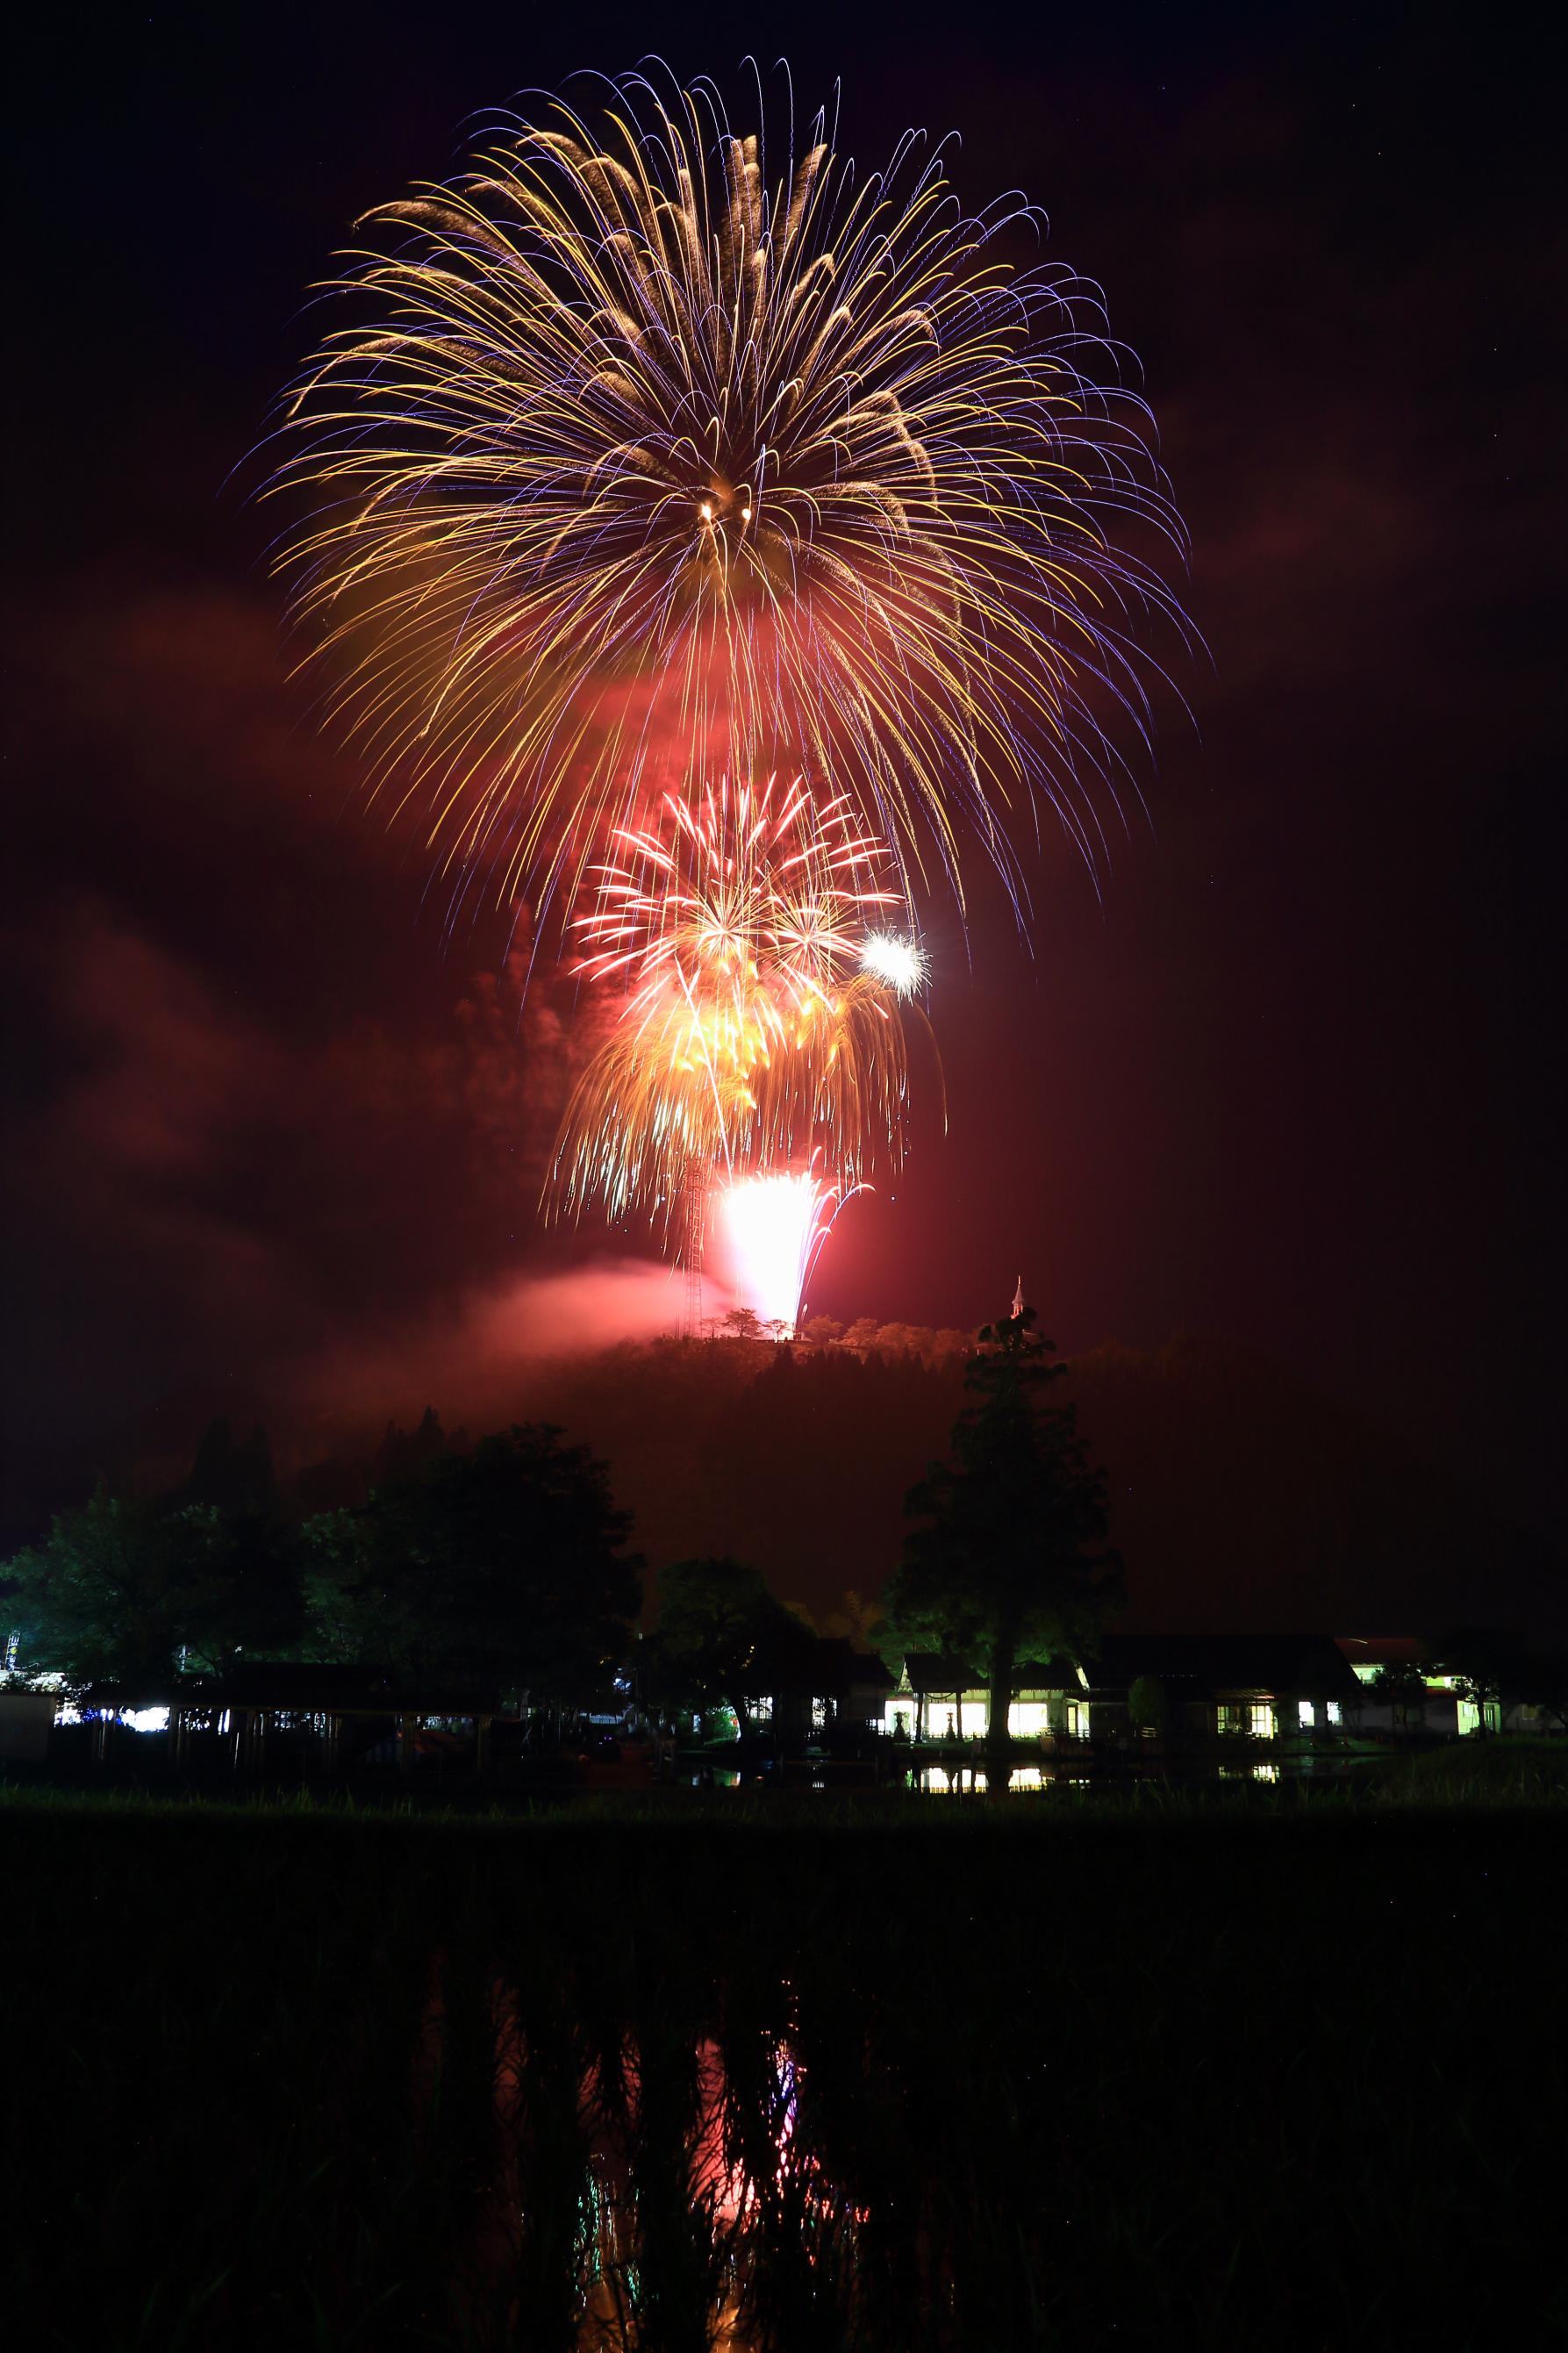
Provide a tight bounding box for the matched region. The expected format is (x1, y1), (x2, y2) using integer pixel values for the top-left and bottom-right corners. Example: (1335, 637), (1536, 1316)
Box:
(682, 1160), (707, 1337)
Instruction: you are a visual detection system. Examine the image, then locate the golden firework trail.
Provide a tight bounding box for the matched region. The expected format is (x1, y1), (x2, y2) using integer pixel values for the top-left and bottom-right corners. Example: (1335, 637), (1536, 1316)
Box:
(272, 64), (1190, 922)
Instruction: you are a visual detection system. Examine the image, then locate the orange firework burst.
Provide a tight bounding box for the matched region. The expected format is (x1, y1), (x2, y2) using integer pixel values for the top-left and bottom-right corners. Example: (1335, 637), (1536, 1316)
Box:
(548, 776), (934, 1225)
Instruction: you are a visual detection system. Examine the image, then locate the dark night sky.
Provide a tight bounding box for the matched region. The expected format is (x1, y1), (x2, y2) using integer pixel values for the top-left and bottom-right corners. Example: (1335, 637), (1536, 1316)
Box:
(6, 2), (1564, 1560)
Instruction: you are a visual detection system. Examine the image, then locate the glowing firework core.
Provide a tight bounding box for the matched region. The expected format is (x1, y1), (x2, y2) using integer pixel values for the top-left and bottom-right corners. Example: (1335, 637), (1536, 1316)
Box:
(859, 933), (925, 996)
(716, 1170), (854, 1334)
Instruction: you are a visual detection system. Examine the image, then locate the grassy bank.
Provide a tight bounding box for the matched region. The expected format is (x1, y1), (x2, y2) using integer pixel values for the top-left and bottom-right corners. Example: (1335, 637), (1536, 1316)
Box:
(4, 1787), (1564, 2348)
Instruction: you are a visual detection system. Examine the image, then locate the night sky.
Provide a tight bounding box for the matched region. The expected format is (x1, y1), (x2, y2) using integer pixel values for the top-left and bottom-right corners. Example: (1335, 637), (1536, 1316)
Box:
(7, 3), (1563, 1567)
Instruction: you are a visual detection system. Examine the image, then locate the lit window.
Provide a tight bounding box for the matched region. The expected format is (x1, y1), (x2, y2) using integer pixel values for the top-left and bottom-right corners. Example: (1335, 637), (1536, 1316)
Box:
(1298, 1699), (1314, 1728)
(1327, 1701), (1341, 1725)
(811, 1697), (830, 1728)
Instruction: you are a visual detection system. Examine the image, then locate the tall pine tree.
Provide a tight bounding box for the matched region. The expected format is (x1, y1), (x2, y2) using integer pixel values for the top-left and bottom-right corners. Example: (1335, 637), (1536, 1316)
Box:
(884, 1307), (1121, 1774)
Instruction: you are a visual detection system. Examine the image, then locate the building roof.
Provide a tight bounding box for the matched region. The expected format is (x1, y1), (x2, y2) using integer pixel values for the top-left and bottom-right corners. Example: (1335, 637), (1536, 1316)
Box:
(1087, 1634), (1361, 1700)
(1334, 1635), (1428, 1671)
(902, 1653), (1083, 1695)
(901, 1637), (1360, 1702)
(901, 1654), (978, 1693)
(739, 1633), (893, 1698)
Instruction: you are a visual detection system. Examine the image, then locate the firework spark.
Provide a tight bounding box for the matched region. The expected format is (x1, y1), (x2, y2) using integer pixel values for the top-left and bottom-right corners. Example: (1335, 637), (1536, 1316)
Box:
(274, 63), (1189, 920)
(858, 931), (926, 995)
(548, 775), (933, 1226)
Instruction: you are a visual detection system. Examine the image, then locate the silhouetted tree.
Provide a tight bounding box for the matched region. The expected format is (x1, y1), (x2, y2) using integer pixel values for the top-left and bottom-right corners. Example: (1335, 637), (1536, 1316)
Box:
(1514, 1652), (1568, 1732)
(175, 1418), (301, 1660)
(641, 1555), (797, 1729)
(293, 1453), (366, 1516)
(870, 1322), (928, 1356)
(1432, 1627), (1521, 1735)
(814, 1588), (882, 1646)
(373, 1407), (449, 1489)
(303, 1424), (640, 1702)
(4, 1493), (299, 1687)
(182, 1418), (279, 1517)
(883, 1307), (1121, 1780)
(1128, 1674), (1168, 1740)
(1370, 1657), (1429, 1731)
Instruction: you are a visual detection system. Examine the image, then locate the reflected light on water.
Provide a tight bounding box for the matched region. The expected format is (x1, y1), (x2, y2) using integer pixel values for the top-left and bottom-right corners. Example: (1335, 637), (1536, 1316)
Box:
(412, 1962), (871, 2350)
(571, 2032), (867, 2348)
(913, 1764), (1091, 1796)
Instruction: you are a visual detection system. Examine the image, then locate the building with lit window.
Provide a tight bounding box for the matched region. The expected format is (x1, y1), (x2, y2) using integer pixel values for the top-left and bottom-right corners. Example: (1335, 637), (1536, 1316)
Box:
(884, 1657), (1087, 1743)
(741, 1635), (893, 1747)
(884, 1635), (1363, 1746)
(1335, 1637), (1504, 1737)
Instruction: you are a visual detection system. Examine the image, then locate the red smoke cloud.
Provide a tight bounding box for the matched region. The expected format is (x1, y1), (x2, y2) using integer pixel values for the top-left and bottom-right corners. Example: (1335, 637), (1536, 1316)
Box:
(2, 588), (707, 1529)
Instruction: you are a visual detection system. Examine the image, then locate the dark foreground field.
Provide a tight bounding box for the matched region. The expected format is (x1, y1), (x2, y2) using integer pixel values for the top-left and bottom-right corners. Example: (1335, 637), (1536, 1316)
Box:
(4, 1777), (1565, 2349)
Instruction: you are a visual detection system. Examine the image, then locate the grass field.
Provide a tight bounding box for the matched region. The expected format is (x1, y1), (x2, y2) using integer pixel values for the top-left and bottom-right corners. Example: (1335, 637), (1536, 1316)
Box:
(4, 1777), (1564, 2348)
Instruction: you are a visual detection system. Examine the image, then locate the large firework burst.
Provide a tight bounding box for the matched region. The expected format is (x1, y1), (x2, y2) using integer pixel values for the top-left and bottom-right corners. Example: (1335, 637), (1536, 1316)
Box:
(274, 64), (1189, 917)
(548, 774), (932, 1226)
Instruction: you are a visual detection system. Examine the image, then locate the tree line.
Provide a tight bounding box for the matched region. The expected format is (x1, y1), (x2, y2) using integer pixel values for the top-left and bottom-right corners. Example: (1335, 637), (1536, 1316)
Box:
(2, 1417), (641, 1707)
(7, 1306), (1562, 1747)
(2, 1306), (1120, 1740)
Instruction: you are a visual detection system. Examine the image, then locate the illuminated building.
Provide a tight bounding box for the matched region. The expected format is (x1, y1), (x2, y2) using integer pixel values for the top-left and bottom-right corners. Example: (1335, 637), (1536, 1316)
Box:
(887, 1635), (1364, 1746)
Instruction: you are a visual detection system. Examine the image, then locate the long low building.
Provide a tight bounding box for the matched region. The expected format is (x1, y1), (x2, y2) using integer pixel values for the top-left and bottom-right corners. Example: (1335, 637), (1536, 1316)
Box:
(885, 1634), (1364, 1743)
(1334, 1636), (1504, 1736)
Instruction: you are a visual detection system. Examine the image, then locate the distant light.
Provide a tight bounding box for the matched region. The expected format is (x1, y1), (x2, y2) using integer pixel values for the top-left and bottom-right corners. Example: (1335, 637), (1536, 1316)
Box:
(859, 932), (924, 995)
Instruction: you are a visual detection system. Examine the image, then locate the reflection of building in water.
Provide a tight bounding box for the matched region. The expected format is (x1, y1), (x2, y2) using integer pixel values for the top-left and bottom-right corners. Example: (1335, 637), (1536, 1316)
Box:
(884, 1635), (1367, 1747)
